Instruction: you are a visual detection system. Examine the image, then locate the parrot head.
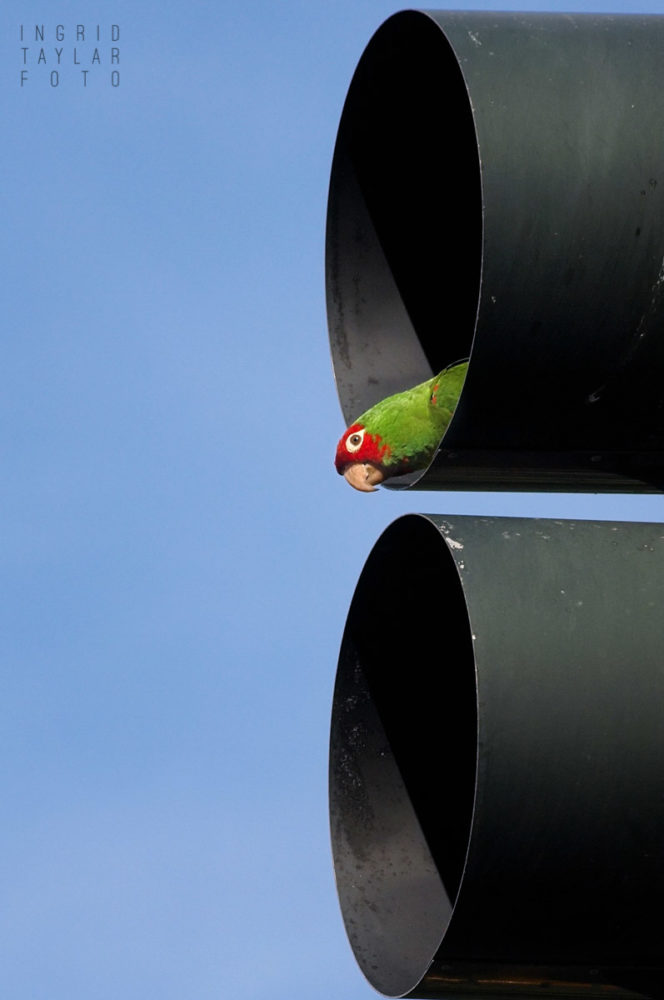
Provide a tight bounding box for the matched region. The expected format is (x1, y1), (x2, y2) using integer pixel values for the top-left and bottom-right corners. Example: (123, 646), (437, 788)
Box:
(334, 423), (393, 492)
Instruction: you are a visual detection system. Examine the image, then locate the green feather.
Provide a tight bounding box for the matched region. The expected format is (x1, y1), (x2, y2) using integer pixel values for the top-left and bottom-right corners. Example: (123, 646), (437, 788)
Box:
(358, 361), (468, 474)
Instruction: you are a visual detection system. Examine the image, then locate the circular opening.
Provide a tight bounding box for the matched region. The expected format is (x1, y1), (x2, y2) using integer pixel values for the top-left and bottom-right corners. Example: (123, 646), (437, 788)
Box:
(329, 515), (477, 997)
(326, 10), (482, 425)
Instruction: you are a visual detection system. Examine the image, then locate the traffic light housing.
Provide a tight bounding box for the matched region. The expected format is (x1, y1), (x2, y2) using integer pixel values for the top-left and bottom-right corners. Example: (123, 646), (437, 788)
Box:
(326, 10), (664, 492)
(326, 11), (664, 998)
(330, 514), (664, 998)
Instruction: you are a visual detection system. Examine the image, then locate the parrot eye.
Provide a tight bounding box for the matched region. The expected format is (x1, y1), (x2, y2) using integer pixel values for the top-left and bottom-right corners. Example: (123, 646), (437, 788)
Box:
(346, 429), (365, 453)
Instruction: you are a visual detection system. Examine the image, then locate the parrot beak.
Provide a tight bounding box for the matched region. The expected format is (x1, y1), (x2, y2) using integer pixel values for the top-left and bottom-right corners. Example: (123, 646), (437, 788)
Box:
(343, 462), (385, 492)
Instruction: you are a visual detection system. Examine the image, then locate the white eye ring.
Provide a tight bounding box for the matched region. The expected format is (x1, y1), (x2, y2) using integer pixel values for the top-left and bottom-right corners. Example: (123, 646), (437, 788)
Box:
(346, 428), (365, 453)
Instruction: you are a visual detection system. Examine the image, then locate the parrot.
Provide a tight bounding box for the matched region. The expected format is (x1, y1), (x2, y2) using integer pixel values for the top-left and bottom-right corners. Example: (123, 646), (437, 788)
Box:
(334, 361), (468, 492)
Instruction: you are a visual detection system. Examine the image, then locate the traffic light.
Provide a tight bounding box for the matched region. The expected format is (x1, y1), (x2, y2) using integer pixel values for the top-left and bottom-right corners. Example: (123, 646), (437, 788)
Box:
(327, 11), (664, 999)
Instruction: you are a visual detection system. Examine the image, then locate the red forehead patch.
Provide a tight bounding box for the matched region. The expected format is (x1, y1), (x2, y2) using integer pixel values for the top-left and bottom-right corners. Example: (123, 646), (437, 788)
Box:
(334, 424), (391, 472)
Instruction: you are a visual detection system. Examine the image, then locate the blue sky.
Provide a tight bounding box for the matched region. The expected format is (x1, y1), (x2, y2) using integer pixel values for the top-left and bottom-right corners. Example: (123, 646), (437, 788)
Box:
(1, 1), (663, 998)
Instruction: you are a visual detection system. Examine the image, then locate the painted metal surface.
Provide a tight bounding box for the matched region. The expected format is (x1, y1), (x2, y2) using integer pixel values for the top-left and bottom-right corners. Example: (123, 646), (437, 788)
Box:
(330, 514), (664, 997)
(326, 11), (664, 491)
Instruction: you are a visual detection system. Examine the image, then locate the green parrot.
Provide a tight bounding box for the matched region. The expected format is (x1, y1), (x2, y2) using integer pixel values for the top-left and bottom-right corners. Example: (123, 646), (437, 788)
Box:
(335, 361), (468, 492)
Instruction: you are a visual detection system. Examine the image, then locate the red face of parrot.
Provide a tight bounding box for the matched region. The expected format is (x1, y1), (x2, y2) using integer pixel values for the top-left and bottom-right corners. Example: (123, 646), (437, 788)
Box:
(334, 424), (392, 492)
